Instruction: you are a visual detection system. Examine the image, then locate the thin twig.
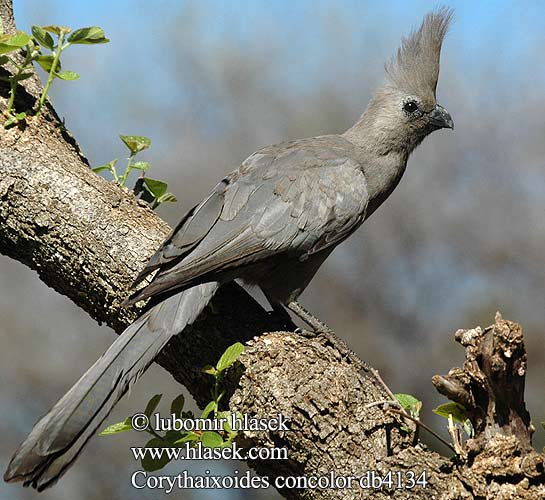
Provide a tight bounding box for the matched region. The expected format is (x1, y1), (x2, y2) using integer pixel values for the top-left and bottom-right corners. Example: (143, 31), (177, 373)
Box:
(370, 367), (398, 402)
(386, 407), (457, 453)
(368, 368), (456, 452)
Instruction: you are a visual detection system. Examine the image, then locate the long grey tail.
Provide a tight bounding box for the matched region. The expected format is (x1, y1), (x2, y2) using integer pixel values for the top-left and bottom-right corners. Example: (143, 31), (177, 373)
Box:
(4, 282), (219, 491)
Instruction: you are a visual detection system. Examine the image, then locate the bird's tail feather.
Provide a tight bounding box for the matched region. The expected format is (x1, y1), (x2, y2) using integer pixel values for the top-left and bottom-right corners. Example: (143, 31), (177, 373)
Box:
(4, 282), (219, 491)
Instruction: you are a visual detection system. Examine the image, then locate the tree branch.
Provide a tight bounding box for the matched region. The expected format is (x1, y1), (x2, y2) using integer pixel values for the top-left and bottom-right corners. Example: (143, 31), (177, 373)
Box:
(1, 2), (544, 498)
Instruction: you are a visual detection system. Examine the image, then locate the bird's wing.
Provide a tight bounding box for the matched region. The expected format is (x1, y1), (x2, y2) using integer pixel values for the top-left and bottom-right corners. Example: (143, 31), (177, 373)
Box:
(132, 179), (227, 286)
(128, 139), (369, 303)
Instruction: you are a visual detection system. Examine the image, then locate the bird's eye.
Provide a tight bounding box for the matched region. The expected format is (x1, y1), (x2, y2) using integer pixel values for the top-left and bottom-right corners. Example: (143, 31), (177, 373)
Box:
(403, 101), (418, 113)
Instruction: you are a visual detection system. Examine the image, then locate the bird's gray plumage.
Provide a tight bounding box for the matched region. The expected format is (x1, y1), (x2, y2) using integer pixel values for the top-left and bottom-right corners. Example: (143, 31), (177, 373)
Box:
(5, 9), (454, 490)
(5, 283), (219, 490)
(129, 136), (370, 304)
(385, 8), (452, 101)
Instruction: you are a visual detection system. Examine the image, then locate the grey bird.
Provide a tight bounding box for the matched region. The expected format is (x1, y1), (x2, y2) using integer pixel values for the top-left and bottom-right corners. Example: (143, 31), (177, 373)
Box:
(5, 9), (453, 490)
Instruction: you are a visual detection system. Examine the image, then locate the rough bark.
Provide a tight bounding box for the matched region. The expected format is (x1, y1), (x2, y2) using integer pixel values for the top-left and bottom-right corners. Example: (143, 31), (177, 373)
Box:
(1, 2), (544, 498)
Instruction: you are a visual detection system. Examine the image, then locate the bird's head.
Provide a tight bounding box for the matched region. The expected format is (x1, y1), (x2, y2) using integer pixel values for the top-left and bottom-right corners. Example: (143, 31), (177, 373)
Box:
(348, 8), (454, 156)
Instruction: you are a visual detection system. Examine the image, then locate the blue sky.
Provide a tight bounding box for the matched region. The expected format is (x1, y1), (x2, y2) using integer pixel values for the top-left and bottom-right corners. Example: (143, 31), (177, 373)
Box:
(11, 0), (545, 172)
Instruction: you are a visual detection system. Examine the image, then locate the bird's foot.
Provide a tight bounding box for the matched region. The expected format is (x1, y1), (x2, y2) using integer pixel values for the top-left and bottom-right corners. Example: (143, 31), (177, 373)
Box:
(286, 301), (332, 334)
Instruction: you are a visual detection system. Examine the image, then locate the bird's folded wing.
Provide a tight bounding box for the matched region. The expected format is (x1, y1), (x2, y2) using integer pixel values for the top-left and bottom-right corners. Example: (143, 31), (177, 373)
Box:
(129, 143), (369, 303)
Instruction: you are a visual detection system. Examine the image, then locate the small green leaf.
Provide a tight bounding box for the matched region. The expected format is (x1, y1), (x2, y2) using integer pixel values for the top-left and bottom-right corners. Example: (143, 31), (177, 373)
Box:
(31, 26), (54, 49)
(55, 70), (80, 81)
(170, 394), (185, 417)
(541, 421), (545, 431)
(202, 365), (217, 376)
(394, 393), (422, 418)
(201, 401), (217, 419)
(144, 394), (162, 418)
(131, 161), (150, 172)
(119, 134), (151, 154)
(394, 393), (420, 410)
(201, 431), (223, 448)
(92, 159), (117, 174)
(157, 192), (178, 204)
(0, 31), (32, 55)
(35, 54), (60, 73)
(432, 402), (470, 424)
(3, 111), (27, 128)
(216, 411), (230, 421)
(99, 417), (133, 435)
(4, 116), (17, 127)
(0, 55), (9, 65)
(42, 25), (71, 36)
(68, 26), (109, 44)
(142, 178), (167, 198)
(174, 431), (200, 445)
(141, 438), (172, 472)
(216, 342), (245, 373)
(221, 438), (235, 448)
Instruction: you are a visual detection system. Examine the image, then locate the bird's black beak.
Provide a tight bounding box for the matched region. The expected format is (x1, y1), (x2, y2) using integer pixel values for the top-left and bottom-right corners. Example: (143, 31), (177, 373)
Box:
(429, 104), (454, 130)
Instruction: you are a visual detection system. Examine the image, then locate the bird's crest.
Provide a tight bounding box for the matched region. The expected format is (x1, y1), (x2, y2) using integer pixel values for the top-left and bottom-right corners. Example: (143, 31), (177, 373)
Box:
(385, 8), (453, 102)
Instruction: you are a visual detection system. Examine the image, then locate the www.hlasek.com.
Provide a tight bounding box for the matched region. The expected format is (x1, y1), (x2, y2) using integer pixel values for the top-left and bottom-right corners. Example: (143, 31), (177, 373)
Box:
(128, 412), (429, 492)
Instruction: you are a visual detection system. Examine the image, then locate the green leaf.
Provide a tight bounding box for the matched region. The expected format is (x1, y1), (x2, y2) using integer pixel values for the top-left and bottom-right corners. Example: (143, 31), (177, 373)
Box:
(119, 134), (151, 154)
(201, 431), (223, 448)
(141, 438), (172, 472)
(202, 365), (217, 377)
(394, 393), (422, 418)
(541, 421), (545, 431)
(31, 26), (54, 49)
(3, 111), (27, 128)
(99, 416), (133, 435)
(55, 70), (80, 81)
(201, 401), (217, 419)
(432, 402), (471, 424)
(0, 55), (9, 65)
(42, 25), (71, 36)
(174, 431), (200, 445)
(394, 393), (420, 410)
(158, 192), (178, 204)
(0, 31), (32, 55)
(4, 116), (17, 127)
(216, 342), (245, 373)
(35, 54), (60, 73)
(92, 159), (117, 174)
(144, 394), (162, 418)
(170, 394), (185, 417)
(131, 161), (150, 172)
(216, 410), (230, 421)
(68, 26), (109, 44)
(142, 178), (167, 198)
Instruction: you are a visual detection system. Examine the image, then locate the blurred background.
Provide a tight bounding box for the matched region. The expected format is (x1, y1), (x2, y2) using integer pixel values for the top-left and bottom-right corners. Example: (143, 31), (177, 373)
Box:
(1, 0), (544, 498)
